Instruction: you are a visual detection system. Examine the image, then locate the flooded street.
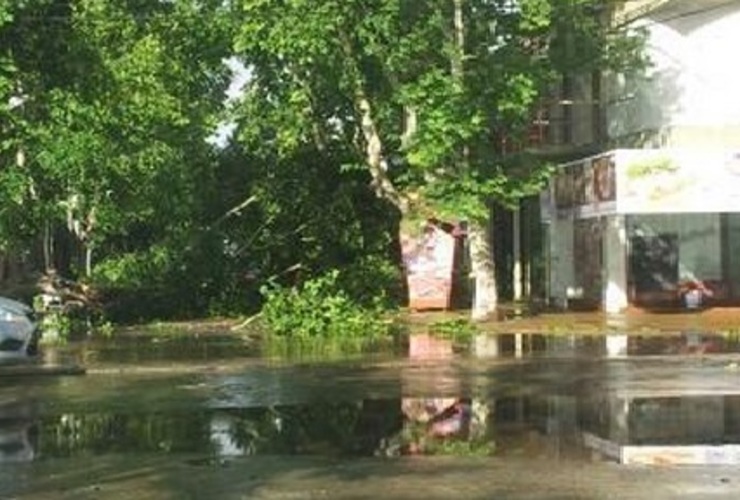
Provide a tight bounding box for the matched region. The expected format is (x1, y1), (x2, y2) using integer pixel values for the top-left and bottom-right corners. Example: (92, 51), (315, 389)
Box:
(4, 330), (740, 498)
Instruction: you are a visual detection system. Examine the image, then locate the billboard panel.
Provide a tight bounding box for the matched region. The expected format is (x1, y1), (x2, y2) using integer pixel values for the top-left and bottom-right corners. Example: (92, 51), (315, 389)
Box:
(550, 152), (618, 219)
(616, 150), (740, 214)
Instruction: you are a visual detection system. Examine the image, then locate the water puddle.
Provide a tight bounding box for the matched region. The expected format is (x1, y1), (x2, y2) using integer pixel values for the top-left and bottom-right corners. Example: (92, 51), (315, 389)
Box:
(470, 331), (740, 358)
(3, 331), (740, 470)
(6, 392), (740, 465)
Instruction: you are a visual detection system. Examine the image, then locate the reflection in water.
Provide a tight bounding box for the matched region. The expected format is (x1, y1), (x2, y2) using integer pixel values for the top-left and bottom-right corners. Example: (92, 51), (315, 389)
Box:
(581, 394), (740, 464)
(377, 398), (492, 456)
(0, 398), (492, 461)
(6, 388), (740, 464)
(398, 335), (492, 455)
(0, 400), (36, 463)
(0, 420), (35, 463)
(5, 331), (740, 466)
(470, 331), (740, 359)
(11, 392), (740, 464)
(0, 422), (34, 463)
(10, 401), (404, 459)
(408, 334), (453, 360)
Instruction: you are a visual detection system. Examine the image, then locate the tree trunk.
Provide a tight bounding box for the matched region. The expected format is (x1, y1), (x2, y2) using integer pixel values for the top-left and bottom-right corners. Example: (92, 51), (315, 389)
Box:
(451, 0), (465, 80)
(450, 0), (497, 320)
(339, 31), (407, 214)
(43, 219), (53, 272)
(468, 219), (498, 321)
(84, 244), (93, 278)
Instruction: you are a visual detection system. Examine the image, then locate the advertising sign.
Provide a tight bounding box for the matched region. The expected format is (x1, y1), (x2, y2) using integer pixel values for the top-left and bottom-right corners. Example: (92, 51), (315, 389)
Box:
(551, 152), (618, 219)
(401, 223), (456, 310)
(547, 148), (740, 217)
(615, 149), (740, 214)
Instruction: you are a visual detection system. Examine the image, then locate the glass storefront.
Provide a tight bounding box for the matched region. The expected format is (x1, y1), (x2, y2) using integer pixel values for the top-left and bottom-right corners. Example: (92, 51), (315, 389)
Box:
(626, 213), (740, 307)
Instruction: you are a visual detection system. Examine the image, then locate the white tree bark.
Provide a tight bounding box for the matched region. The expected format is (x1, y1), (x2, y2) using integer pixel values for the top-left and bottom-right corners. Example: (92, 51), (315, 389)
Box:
(451, 0), (498, 320)
(356, 95), (407, 212)
(451, 0), (465, 80)
(468, 220), (498, 321)
(340, 31), (408, 213)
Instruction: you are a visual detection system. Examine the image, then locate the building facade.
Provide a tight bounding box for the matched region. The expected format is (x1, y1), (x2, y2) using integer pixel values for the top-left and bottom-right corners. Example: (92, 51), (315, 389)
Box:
(541, 0), (740, 312)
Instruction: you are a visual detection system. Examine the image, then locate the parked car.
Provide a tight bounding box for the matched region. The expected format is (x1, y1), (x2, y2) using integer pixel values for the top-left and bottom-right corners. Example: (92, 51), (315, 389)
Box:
(0, 297), (40, 360)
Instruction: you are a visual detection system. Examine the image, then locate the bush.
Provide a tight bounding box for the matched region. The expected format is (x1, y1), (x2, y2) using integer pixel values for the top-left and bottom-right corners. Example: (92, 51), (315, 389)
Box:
(337, 254), (403, 309)
(260, 270), (391, 340)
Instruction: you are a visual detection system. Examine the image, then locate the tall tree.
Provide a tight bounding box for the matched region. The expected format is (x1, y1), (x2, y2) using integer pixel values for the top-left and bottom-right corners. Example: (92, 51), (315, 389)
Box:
(231, 0), (643, 319)
(0, 0), (233, 279)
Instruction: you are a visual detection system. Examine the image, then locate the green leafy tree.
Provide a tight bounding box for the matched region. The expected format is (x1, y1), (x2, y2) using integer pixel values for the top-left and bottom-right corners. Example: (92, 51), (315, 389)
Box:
(230, 0), (644, 319)
(0, 1), (232, 292)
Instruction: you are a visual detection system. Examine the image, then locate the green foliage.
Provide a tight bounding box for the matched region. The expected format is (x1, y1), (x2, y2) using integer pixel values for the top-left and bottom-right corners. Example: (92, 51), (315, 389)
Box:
(260, 270), (391, 340)
(337, 254), (404, 309)
(428, 317), (478, 341)
(91, 240), (237, 322)
(37, 306), (104, 343)
(93, 245), (174, 290)
(0, 0), (647, 327)
(261, 334), (394, 361)
(38, 309), (72, 344)
(0, 0), (233, 286)
(232, 0), (646, 224)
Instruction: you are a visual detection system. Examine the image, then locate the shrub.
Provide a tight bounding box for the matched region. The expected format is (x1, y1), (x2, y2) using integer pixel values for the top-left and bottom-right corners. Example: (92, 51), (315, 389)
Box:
(337, 254), (403, 309)
(260, 270), (390, 340)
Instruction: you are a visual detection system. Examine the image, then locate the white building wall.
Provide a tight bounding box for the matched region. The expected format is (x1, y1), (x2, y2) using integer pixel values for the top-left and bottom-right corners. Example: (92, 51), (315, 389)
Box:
(608, 2), (740, 145)
(544, 1), (740, 310)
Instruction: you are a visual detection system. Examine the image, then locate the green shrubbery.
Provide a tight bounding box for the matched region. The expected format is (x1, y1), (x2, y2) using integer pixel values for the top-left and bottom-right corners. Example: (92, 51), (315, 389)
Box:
(260, 269), (392, 340)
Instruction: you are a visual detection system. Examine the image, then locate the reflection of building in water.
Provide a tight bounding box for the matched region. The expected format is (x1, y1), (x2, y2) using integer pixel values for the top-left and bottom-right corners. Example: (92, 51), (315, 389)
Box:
(470, 332), (740, 359)
(582, 394), (740, 465)
(393, 392), (740, 465)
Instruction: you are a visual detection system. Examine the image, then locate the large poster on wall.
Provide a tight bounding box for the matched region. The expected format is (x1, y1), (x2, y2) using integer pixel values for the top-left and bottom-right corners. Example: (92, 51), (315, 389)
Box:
(615, 149), (740, 213)
(550, 152), (617, 218)
(401, 221), (457, 310)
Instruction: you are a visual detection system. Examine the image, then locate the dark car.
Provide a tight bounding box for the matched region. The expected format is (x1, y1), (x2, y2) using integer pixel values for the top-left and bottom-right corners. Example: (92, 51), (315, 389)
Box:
(0, 297), (40, 360)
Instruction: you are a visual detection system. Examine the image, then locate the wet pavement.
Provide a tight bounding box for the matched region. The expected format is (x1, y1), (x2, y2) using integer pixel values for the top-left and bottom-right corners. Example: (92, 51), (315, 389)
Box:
(3, 330), (740, 498)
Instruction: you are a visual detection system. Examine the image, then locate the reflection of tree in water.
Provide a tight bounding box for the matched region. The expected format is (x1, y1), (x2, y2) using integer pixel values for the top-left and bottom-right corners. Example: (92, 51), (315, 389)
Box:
(36, 411), (217, 456)
(26, 399), (491, 459)
(33, 401), (404, 458)
(225, 400), (403, 456)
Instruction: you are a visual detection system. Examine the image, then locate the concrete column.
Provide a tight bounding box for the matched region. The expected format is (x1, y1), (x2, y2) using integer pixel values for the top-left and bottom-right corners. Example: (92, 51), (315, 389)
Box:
(603, 215), (629, 313)
(514, 333), (523, 358)
(605, 334), (628, 358)
(473, 334), (500, 358)
(513, 208), (523, 301)
(549, 214), (575, 308)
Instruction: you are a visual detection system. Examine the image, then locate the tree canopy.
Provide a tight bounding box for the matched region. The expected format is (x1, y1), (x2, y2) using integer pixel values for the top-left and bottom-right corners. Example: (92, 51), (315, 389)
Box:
(0, 0), (645, 327)
(230, 0), (645, 318)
